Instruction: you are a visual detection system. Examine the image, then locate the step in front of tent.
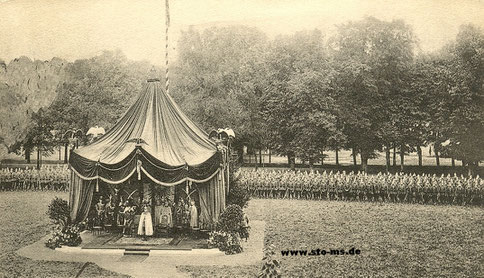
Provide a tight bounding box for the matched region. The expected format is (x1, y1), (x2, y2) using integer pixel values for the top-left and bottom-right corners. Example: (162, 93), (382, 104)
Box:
(124, 249), (150, 256)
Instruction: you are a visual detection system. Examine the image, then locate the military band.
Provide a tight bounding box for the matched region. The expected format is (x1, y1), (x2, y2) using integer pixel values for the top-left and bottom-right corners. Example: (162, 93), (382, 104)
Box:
(238, 168), (483, 206)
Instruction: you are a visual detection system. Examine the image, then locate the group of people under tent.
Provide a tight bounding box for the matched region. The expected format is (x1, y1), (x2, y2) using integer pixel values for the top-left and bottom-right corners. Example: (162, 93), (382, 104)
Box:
(90, 189), (199, 240)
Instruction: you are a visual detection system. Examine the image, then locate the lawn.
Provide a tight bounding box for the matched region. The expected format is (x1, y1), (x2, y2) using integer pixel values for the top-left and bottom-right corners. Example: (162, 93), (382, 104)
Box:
(0, 191), (129, 278)
(1, 192), (482, 277)
(180, 198), (484, 277)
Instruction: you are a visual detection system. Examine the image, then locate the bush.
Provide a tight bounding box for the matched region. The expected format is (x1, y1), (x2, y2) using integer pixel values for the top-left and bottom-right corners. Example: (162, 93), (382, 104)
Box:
(216, 204), (244, 234)
(208, 231), (243, 255)
(227, 151), (251, 209)
(259, 244), (281, 278)
(210, 204), (247, 255)
(227, 180), (251, 209)
(45, 224), (82, 249)
(47, 197), (70, 227)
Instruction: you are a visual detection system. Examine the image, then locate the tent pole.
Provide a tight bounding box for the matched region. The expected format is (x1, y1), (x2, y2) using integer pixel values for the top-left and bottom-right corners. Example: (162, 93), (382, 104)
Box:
(226, 146), (230, 196)
(186, 180), (189, 202)
(95, 159), (100, 192)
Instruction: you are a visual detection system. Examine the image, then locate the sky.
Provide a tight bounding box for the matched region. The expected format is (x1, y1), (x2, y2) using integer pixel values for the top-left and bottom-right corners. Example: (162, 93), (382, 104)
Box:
(0, 0), (482, 66)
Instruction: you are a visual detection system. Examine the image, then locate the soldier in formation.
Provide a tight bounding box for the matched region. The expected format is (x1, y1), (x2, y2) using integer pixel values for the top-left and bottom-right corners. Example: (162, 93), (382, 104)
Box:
(239, 168), (483, 206)
(0, 165), (69, 191)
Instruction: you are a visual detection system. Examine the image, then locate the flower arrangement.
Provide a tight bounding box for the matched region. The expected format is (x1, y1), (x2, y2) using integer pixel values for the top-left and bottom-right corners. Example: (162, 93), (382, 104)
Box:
(45, 224), (82, 249)
(207, 204), (249, 255)
(208, 230), (243, 255)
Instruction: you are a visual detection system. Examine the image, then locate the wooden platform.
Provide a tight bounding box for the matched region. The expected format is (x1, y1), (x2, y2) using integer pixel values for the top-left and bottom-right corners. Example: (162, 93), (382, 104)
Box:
(80, 232), (207, 251)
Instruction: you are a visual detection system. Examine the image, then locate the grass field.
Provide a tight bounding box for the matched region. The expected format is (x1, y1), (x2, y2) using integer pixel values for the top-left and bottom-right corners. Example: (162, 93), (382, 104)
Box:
(0, 191), (129, 278)
(1, 192), (482, 277)
(180, 198), (484, 277)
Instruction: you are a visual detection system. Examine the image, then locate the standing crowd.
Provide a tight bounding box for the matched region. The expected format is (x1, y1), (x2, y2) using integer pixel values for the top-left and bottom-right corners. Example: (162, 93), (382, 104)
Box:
(0, 165), (69, 191)
(238, 168), (484, 206)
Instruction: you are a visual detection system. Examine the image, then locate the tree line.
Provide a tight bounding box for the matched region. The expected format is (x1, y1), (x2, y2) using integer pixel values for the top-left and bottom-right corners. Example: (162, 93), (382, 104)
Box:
(1, 17), (482, 175)
(171, 17), (483, 176)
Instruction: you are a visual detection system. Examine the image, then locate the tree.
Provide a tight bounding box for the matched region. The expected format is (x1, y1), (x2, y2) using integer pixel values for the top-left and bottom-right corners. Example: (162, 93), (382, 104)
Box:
(330, 17), (416, 172)
(47, 50), (153, 145)
(438, 25), (484, 176)
(409, 54), (450, 168)
(172, 26), (269, 160)
(24, 108), (55, 169)
(260, 30), (337, 169)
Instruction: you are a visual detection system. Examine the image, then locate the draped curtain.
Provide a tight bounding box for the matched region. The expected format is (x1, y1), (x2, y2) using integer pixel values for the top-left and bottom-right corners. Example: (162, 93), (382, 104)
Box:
(69, 168), (226, 227)
(69, 171), (95, 223)
(197, 171), (226, 230)
(70, 149), (221, 186)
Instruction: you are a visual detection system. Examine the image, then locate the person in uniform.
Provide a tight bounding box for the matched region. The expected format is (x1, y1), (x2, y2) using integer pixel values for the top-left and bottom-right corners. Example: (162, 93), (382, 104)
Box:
(117, 198), (126, 227)
(410, 175), (417, 204)
(290, 171), (297, 199)
(183, 199), (190, 227)
(280, 171), (287, 199)
(175, 200), (184, 227)
(477, 176), (484, 206)
(154, 197), (163, 228)
(260, 171), (266, 198)
(353, 173), (360, 202)
(303, 172), (310, 200)
(122, 200), (136, 235)
(160, 197), (173, 229)
(400, 175), (408, 203)
(431, 175), (438, 205)
(341, 174), (349, 201)
(328, 173), (335, 201)
(95, 197), (105, 227)
(313, 172), (321, 200)
(469, 176), (479, 206)
(268, 172), (275, 199)
(368, 173), (375, 202)
(303, 170), (309, 200)
(318, 171), (326, 200)
(189, 200), (198, 229)
(380, 173), (388, 203)
(255, 170), (261, 198)
(457, 178), (465, 206)
(294, 170), (301, 199)
(104, 198), (115, 226)
(387, 175), (395, 203)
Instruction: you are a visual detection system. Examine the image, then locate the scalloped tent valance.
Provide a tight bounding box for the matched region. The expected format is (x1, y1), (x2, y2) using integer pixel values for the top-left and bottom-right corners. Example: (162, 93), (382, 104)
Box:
(69, 79), (221, 186)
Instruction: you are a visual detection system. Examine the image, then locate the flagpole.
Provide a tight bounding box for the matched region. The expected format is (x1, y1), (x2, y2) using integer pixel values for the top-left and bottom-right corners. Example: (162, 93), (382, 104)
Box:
(165, 0), (170, 96)
(165, 0), (176, 204)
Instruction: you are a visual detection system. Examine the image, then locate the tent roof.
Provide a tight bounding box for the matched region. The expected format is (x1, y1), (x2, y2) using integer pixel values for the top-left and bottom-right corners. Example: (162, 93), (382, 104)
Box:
(69, 79), (221, 185)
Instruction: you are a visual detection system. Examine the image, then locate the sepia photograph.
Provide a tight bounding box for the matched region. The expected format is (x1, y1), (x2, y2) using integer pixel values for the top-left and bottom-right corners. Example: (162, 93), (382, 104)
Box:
(0, 0), (483, 277)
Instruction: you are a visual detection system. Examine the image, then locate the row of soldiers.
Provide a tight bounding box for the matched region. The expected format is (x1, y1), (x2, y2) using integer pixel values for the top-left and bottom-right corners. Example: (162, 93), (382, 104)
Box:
(0, 165), (70, 191)
(238, 169), (484, 206)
